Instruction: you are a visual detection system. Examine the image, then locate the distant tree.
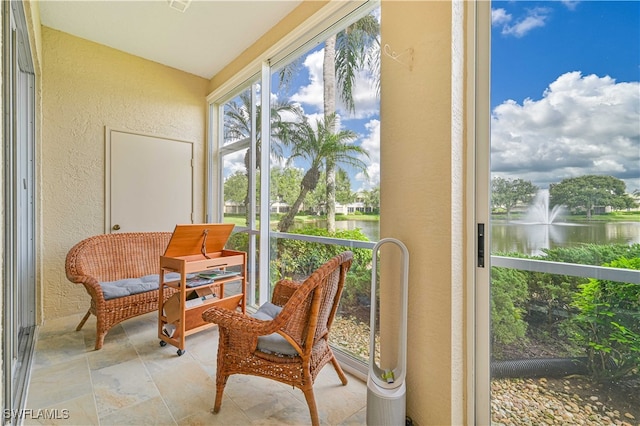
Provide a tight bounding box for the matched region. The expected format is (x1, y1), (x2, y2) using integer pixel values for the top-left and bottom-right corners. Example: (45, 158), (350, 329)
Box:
(335, 170), (354, 205)
(270, 167), (303, 209)
(623, 192), (639, 211)
(362, 186), (380, 213)
(307, 176), (327, 214)
(491, 177), (538, 220)
(549, 175), (630, 219)
(224, 171), (248, 204)
(307, 169), (354, 215)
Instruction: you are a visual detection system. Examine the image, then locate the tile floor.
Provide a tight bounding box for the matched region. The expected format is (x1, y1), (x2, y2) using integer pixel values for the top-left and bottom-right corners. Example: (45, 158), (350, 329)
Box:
(24, 312), (367, 425)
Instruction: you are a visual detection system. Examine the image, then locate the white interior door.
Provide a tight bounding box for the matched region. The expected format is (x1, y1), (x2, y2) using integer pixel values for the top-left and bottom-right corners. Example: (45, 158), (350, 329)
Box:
(106, 129), (194, 233)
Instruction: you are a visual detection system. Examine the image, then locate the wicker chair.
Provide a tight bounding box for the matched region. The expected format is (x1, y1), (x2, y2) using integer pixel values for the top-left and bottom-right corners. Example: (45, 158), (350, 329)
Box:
(202, 251), (354, 426)
(65, 232), (177, 350)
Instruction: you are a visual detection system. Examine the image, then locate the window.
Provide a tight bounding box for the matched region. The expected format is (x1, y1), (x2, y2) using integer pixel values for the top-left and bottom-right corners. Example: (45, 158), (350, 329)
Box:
(208, 1), (381, 375)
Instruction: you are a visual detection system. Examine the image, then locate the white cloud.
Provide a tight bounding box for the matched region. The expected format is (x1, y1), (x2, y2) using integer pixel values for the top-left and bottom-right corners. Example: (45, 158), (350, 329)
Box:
(355, 119), (380, 190)
(348, 70), (380, 120)
(561, 1), (580, 11)
(491, 8), (511, 26)
(290, 48), (379, 120)
(290, 50), (324, 112)
(491, 72), (640, 192)
(222, 149), (247, 179)
(498, 7), (550, 38)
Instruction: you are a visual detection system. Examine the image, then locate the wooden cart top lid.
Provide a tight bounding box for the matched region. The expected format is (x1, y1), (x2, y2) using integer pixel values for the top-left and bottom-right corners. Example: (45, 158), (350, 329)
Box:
(163, 223), (235, 257)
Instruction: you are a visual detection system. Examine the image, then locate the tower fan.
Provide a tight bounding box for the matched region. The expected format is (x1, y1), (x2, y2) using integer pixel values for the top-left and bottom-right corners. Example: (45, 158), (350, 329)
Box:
(366, 238), (409, 425)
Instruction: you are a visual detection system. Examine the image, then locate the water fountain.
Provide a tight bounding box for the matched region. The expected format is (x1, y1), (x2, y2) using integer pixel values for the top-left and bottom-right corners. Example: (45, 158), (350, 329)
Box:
(525, 189), (564, 224)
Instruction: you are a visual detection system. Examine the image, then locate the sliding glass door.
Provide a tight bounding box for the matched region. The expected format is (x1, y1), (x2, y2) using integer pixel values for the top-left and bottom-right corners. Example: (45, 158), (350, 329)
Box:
(3, 0), (37, 420)
(486, 1), (640, 423)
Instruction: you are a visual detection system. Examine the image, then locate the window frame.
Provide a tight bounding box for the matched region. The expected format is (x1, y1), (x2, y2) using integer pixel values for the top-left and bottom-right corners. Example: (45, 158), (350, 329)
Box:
(206, 0), (380, 379)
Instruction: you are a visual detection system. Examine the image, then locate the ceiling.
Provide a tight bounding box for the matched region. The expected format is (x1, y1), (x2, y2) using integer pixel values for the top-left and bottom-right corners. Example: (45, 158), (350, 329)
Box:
(38, 1), (303, 79)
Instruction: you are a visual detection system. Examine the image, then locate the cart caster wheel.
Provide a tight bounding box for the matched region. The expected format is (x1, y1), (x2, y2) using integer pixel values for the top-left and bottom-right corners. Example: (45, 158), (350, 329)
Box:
(159, 341), (167, 347)
(177, 349), (185, 356)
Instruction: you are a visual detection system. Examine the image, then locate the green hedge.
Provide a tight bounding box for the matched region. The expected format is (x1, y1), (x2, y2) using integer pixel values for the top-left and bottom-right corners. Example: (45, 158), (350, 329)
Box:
(571, 257), (640, 381)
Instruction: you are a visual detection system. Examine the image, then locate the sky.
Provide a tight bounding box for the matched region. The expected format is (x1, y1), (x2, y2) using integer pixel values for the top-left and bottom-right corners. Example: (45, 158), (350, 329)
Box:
(225, 1), (639, 196)
(281, 46), (381, 192)
(490, 0), (640, 192)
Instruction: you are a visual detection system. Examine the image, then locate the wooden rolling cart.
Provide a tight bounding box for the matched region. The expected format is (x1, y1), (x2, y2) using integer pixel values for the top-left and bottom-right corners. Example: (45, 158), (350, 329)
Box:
(158, 224), (246, 356)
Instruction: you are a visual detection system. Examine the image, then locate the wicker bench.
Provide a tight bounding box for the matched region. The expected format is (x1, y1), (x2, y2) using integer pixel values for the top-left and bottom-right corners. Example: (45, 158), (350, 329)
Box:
(65, 232), (177, 350)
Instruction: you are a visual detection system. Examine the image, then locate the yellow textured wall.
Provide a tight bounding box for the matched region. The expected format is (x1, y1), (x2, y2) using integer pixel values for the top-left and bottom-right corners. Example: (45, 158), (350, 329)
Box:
(379, 2), (465, 424)
(41, 27), (209, 319)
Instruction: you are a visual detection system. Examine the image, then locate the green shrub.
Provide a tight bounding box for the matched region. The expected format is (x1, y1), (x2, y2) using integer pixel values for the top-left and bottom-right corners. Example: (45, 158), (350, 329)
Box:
(226, 231), (249, 252)
(540, 243), (640, 266)
(523, 244), (640, 330)
(571, 257), (640, 381)
(272, 228), (373, 314)
(491, 266), (529, 350)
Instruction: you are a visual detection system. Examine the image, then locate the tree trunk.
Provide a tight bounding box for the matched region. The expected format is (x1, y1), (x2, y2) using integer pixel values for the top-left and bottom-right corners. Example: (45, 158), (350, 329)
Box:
(278, 167), (320, 232)
(324, 35), (337, 232)
(278, 188), (309, 232)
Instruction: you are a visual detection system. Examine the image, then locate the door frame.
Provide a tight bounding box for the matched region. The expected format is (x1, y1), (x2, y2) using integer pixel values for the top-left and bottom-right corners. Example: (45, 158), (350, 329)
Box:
(2, 0), (37, 420)
(469, 1), (492, 424)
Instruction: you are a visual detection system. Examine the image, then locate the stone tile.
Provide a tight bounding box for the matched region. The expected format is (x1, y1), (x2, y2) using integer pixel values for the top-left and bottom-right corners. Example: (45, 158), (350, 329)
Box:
(32, 330), (87, 370)
(223, 376), (310, 424)
(176, 398), (251, 425)
(311, 371), (367, 425)
(22, 393), (98, 426)
(182, 329), (219, 378)
(25, 358), (93, 409)
(222, 375), (293, 412)
(86, 338), (140, 370)
(120, 312), (160, 345)
(91, 358), (160, 417)
(99, 396), (176, 426)
(338, 406), (367, 426)
(148, 357), (216, 421)
(139, 341), (198, 376)
(27, 308), (368, 426)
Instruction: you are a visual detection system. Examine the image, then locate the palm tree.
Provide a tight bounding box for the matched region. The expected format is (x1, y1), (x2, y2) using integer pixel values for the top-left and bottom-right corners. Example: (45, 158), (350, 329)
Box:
(278, 114), (368, 232)
(224, 89), (302, 225)
(323, 13), (380, 232)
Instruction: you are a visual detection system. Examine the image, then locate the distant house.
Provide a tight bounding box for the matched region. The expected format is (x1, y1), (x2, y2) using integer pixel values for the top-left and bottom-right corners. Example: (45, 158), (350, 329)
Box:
(224, 201), (246, 215)
(270, 201), (290, 214)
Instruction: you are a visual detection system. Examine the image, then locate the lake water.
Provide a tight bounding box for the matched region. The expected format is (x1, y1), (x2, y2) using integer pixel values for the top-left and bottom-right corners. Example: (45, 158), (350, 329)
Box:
(491, 220), (640, 255)
(298, 219), (640, 256)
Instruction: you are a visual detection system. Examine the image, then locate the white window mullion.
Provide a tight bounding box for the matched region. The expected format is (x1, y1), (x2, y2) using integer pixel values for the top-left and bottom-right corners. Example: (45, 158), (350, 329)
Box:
(258, 62), (271, 305)
(245, 84), (259, 305)
(249, 84), (258, 229)
(205, 103), (217, 222)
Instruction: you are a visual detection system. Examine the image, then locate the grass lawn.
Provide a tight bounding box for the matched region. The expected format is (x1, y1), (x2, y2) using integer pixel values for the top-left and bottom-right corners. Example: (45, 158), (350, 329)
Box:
(576, 211), (640, 222)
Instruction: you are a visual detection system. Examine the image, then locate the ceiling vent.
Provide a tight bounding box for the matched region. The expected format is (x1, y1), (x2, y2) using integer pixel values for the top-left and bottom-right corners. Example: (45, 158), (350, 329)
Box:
(168, 0), (191, 12)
